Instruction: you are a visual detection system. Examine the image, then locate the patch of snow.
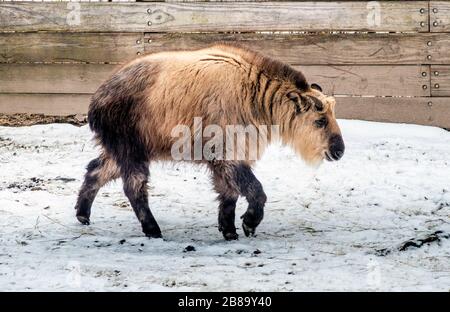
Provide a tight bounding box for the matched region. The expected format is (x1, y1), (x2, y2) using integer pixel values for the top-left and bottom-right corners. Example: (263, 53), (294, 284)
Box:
(0, 120), (449, 291)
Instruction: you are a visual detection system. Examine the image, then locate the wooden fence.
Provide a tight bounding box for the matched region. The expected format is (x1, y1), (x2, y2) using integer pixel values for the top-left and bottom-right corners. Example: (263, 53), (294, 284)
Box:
(0, 1), (449, 128)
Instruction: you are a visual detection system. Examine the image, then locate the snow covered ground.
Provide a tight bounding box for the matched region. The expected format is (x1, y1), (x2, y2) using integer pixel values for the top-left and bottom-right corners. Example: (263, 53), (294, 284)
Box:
(0, 119), (449, 291)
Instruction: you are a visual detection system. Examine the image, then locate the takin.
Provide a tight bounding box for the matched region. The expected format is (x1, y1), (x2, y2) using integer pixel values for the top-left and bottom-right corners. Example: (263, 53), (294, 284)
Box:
(74, 43), (345, 240)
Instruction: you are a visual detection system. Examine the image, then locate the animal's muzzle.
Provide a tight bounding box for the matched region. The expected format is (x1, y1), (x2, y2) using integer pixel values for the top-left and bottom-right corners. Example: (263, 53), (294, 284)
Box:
(326, 134), (345, 161)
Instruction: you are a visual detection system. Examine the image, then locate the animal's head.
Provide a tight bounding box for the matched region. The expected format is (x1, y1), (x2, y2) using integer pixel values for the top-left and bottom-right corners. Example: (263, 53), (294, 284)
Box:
(282, 83), (345, 165)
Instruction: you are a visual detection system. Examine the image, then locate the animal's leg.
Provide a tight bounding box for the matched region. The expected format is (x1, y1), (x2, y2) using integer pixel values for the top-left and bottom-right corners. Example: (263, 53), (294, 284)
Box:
(210, 162), (266, 238)
(210, 163), (240, 240)
(234, 163), (267, 237)
(121, 161), (162, 238)
(75, 154), (120, 225)
(218, 195), (239, 240)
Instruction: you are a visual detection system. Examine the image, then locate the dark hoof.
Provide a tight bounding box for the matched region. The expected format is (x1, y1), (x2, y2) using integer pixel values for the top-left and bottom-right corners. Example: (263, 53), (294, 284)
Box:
(145, 231), (162, 239)
(242, 222), (256, 237)
(76, 215), (90, 225)
(223, 232), (239, 241)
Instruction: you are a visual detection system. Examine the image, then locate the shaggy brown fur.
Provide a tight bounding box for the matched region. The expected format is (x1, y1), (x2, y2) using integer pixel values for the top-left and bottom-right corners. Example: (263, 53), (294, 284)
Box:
(75, 43), (345, 240)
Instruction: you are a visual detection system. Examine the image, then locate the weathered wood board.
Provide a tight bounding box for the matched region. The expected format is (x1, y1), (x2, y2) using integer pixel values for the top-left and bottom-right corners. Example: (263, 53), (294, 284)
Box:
(431, 66), (450, 97)
(430, 1), (450, 32)
(0, 33), (144, 64)
(0, 2), (149, 32)
(0, 64), (118, 94)
(0, 1), (429, 32)
(0, 63), (429, 97)
(4, 32), (446, 65)
(144, 33), (446, 65)
(0, 93), (91, 115)
(336, 97), (450, 128)
(2, 32), (449, 66)
(298, 65), (430, 97)
(428, 33), (450, 64)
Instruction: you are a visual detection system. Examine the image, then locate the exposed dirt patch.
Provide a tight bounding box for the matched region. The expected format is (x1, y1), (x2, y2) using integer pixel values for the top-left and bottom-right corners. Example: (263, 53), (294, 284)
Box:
(0, 114), (87, 127)
(0, 136), (50, 152)
(3, 176), (77, 192)
(398, 230), (450, 251)
(375, 230), (450, 256)
(6, 177), (46, 192)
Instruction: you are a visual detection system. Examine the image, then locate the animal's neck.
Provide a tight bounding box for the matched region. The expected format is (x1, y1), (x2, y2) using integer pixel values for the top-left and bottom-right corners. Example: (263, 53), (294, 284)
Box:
(250, 74), (284, 125)
(247, 91), (288, 146)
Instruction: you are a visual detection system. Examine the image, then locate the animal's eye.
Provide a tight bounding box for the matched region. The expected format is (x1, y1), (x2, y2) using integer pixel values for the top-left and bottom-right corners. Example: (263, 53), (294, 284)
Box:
(314, 117), (327, 128)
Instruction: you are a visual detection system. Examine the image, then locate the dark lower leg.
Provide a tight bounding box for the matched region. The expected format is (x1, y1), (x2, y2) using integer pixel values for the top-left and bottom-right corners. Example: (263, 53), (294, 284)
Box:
(210, 162), (240, 240)
(218, 195), (238, 240)
(122, 163), (161, 238)
(75, 157), (119, 224)
(210, 161), (266, 238)
(234, 164), (266, 237)
(241, 192), (266, 237)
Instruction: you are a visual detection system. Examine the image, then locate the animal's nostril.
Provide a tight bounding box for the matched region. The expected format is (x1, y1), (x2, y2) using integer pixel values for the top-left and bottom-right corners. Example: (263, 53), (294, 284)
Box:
(329, 147), (344, 160)
(333, 150), (344, 159)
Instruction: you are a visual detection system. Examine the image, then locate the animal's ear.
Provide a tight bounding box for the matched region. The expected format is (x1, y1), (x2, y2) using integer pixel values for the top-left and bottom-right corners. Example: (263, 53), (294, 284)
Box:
(287, 91), (310, 114)
(311, 83), (323, 92)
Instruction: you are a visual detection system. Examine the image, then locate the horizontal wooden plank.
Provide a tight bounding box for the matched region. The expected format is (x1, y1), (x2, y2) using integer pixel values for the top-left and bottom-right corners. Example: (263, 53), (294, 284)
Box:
(0, 2), (148, 32)
(1, 93), (448, 129)
(0, 94), (90, 115)
(0, 33), (144, 64)
(145, 33), (450, 65)
(298, 65), (430, 97)
(3, 32), (443, 65)
(430, 1), (450, 32)
(431, 66), (450, 97)
(0, 1), (429, 32)
(0, 63), (430, 96)
(336, 97), (450, 129)
(0, 64), (118, 94)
